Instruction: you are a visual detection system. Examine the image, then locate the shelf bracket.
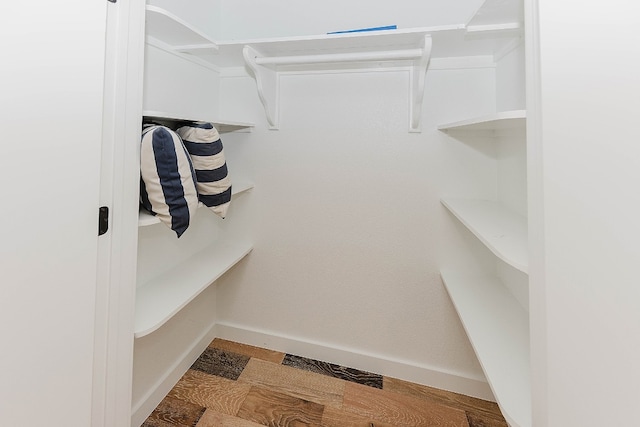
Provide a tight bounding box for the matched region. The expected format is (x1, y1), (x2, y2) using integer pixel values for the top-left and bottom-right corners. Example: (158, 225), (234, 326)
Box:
(243, 34), (432, 132)
(243, 45), (280, 129)
(409, 35), (432, 133)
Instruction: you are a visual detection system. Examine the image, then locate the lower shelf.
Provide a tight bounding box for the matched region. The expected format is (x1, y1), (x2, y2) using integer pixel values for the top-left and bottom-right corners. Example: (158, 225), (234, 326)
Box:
(440, 269), (531, 427)
(134, 241), (253, 338)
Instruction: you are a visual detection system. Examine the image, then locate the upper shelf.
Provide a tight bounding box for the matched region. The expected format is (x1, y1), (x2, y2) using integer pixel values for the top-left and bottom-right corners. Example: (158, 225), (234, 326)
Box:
(143, 111), (254, 133)
(145, 2), (523, 132)
(466, 0), (524, 34)
(146, 11), (521, 69)
(442, 198), (528, 273)
(145, 5), (218, 52)
(438, 110), (526, 132)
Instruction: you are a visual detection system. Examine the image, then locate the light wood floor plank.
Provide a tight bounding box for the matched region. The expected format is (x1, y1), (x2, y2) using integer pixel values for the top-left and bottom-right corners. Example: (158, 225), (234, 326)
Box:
(168, 369), (251, 416)
(237, 386), (324, 427)
(343, 381), (469, 427)
(321, 404), (398, 427)
(195, 409), (264, 427)
(237, 358), (345, 408)
(210, 338), (286, 364)
(384, 377), (506, 426)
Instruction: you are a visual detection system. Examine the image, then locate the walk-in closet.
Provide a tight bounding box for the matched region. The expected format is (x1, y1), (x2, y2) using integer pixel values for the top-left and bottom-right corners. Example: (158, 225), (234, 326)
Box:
(3, 1), (639, 426)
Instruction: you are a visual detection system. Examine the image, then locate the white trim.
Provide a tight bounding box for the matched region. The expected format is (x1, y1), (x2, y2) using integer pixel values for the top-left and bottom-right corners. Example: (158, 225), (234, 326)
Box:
(430, 56), (496, 70)
(523, 0), (546, 425)
(214, 322), (494, 401)
(219, 56), (495, 82)
(93, 0), (146, 426)
(466, 22), (522, 35)
(494, 37), (524, 62)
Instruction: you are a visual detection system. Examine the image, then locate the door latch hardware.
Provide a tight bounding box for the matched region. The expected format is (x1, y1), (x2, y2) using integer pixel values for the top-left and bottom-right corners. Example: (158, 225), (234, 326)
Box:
(98, 206), (109, 236)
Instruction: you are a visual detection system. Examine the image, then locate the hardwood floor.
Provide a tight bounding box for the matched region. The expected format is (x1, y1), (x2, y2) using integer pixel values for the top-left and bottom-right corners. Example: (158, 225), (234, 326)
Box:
(142, 339), (507, 427)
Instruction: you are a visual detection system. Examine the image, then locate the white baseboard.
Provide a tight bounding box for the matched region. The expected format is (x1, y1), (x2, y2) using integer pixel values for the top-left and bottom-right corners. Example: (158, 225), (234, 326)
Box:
(130, 321), (217, 427)
(214, 322), (494, 401)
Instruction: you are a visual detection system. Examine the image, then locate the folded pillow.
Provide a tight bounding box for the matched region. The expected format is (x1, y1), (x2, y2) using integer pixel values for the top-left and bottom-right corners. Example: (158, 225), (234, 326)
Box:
(140, 125), (199, 237)
(176, 123), (232, 218)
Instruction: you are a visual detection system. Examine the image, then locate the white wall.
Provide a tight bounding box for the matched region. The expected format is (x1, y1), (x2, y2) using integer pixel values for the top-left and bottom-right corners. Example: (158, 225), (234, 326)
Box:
(215, 60), (500, 397)
(531, 1), (640, 425)
(218, 0), (485, 39)
(0, 2), (108, 426)
(496, 42), (526, 112)
(143, 45), (221, 119)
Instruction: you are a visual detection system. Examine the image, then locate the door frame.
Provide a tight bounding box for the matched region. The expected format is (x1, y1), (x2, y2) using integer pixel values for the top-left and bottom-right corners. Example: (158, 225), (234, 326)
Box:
(93, 1), (146, 426)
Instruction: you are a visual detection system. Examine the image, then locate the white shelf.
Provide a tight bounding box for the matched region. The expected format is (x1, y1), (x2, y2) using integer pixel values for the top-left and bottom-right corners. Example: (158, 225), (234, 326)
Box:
(135, 241), (253, 338)
(207, 26), (522, 68)
(143, 111), (254, 133)
(440, 270), (530, 427)
(139, 182), (254, 227)
(144, 4), (522, 132)
(145, 5), (218, 51)
(467, 0), (524, 31)
(441, 198), (528, 273)
(438, 110), (526, 132)
(146, 2), (522, 68)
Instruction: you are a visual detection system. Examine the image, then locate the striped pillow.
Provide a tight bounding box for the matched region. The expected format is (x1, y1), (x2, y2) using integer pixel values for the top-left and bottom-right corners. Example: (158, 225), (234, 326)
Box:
(140, 125), (199, 237)
(177, 123), (231, 218)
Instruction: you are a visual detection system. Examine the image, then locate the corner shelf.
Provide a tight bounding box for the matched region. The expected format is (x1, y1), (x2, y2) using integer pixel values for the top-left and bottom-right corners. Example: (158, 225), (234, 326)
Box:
(440, 270), (531, 427)
(438, 110), (526, 133)
(145, 5), (218, 54)
(441, 198), (528, 273)
(466, 0), (524, 36)
(139, 182), (254, 227)
(143, 111), (254, 133)
(135, 240), (253, 338)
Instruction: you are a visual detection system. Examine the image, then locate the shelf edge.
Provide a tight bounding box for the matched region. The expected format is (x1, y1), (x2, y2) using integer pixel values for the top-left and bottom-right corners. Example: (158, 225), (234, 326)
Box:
(438, 109), (526, 132)
(441, 198), (528, 273)
(441, 269), (531, 427)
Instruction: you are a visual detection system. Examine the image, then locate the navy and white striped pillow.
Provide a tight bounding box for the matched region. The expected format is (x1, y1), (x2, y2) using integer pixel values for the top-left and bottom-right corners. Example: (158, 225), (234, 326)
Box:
(140, 125), (199, 237)
(177, 123), (231, 218)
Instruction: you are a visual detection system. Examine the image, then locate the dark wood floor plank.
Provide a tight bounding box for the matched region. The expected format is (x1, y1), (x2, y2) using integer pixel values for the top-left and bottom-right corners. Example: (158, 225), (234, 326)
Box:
(283, 354), (383, 389)
(169, 369), (251, 416)
(142, 394), (205, 427)
(210, 338), (286, 364)
(237, 386), (324, 427)
(465, 412), (509, 427)
(343, 381), (469, 427)
(191, 347), (250, 380)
